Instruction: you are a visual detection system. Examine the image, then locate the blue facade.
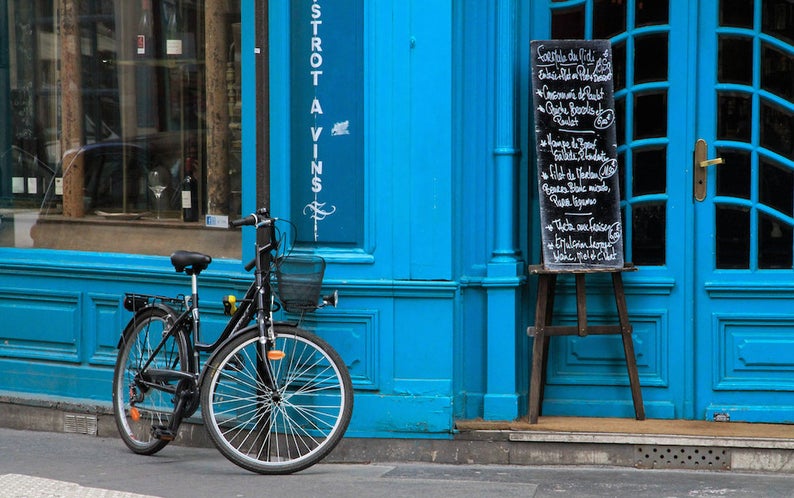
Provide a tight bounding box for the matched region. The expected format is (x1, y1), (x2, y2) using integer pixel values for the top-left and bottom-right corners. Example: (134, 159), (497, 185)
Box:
(3, 0), (794, 436)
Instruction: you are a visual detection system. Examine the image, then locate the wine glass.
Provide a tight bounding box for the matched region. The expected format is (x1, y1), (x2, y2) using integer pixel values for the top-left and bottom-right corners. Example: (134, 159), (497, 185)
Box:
(148, 167), (168, 220)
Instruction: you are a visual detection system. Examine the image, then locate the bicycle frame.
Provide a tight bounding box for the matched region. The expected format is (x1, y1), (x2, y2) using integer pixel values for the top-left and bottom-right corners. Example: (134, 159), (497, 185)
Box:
(125, 212), (283, 401)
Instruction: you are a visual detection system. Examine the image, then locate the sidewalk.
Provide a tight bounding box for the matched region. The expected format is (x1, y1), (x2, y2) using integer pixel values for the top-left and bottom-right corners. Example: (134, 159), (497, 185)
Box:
(2, 393), (794, 474)
(2, 427), (794, 497)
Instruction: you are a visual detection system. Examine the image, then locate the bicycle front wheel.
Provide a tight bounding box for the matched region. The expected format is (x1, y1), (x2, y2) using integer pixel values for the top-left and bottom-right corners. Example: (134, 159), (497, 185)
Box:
(112, 306), (188, 455)
(201, 325), (353, 474)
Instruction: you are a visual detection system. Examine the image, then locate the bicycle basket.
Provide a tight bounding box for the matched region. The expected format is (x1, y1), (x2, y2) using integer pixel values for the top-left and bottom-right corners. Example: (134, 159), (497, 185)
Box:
(275, 255), (326, 313)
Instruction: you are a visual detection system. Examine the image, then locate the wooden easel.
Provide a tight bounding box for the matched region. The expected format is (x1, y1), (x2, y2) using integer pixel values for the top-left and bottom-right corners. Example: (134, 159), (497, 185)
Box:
(527, 263), (645, 424)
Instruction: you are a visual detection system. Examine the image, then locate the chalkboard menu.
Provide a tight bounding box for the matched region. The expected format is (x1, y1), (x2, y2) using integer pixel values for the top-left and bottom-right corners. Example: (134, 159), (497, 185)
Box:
(530, 39), (624, 271)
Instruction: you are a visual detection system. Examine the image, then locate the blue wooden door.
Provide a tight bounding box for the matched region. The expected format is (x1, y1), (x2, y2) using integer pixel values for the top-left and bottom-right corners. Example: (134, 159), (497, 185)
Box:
(532, 0), (794, 421)
(693, 0), (794, 423)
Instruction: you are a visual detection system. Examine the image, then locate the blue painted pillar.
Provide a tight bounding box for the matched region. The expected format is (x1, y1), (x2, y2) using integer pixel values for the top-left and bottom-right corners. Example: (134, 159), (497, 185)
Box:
(483, 0), (526, 420)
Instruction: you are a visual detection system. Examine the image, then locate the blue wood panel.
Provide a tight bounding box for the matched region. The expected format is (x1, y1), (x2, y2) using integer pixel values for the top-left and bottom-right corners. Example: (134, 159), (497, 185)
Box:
(0, 288), (80, 361)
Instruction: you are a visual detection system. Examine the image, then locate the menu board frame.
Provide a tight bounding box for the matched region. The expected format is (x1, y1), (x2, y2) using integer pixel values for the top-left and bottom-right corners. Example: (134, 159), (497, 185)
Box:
(530, 39), (624, 271)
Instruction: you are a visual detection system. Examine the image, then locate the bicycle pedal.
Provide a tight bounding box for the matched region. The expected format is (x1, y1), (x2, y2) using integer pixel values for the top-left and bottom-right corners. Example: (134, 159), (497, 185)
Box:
(151, 425), (177, 441)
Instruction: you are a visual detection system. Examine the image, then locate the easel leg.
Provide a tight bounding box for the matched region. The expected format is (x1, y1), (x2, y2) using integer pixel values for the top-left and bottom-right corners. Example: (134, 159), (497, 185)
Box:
(529, 274), (554, 424)
(612, 272), (645, 420)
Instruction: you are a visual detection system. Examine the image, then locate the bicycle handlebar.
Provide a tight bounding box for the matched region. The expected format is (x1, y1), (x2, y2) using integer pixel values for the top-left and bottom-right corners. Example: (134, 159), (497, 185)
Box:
(230, 207), (272, 228)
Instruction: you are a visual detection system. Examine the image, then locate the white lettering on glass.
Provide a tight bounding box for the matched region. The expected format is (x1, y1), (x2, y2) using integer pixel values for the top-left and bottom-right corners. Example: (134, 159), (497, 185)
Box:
(303, 0), (336, 240)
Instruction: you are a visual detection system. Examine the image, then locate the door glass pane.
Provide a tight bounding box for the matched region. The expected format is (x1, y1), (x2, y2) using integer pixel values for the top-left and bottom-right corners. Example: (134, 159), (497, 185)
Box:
(636, 0), (669, 27)
(715, 148), (751, 199)
(719, 36), (753, 85)
(759, 212), (793, 269)
(762, 44), (794, 101)
(632, 147), (667, 195)
(634, 92), (667, 139)
(717, 93), (752, 142)
(632, 203), (665, 265)
(721, 0), (754, 28)
(760, 101), (794, 160)
(759, 159), (794, 216)
(551, 7), (584, 39)
(634, 34), (668, 84)
(716, 205), (750, 269)
(613, 41), (626, 92)
(615, 97), (626, 146)
(594, 0), (626, 39)
(762, 0), (794, 45)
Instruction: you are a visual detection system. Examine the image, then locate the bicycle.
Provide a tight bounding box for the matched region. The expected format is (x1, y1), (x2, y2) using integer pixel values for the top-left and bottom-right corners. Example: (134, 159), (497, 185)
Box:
(111, 208), (353, 474)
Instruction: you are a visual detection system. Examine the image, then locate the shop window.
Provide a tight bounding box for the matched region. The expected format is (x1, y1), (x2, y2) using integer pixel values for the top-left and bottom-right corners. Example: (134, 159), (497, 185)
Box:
(0, 1), (243, 257)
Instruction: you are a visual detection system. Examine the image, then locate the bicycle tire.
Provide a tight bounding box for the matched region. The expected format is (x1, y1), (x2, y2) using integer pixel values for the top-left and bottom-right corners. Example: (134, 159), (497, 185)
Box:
(200, 325), (353, 474)
(112, 306), (188, 455)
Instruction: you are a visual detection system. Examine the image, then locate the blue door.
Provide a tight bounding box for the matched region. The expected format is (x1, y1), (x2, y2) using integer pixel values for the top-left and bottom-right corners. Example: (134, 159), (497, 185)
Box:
(694, 0), (794, 422)
(532, 0), (794, 422)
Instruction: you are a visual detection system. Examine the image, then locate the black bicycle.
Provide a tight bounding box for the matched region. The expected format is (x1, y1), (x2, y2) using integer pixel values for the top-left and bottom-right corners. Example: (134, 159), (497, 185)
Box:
(111, 208), (353, 474)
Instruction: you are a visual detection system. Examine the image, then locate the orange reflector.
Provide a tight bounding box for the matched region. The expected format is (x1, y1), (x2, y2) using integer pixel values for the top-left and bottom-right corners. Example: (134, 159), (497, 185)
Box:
(130, 406), (140, 421)
(267, 350), (286, 360)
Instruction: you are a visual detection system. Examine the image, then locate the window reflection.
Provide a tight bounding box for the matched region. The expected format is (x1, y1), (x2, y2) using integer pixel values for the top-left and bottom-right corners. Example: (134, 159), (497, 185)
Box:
(0, 1), (243, 256)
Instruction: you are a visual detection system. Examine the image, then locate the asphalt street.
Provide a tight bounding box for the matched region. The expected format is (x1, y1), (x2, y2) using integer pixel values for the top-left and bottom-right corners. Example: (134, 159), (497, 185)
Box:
(1, 427), (793, 497)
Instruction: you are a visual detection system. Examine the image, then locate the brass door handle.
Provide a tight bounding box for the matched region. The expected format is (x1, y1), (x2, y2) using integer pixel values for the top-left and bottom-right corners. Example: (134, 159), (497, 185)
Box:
(694, 139), (723, 201)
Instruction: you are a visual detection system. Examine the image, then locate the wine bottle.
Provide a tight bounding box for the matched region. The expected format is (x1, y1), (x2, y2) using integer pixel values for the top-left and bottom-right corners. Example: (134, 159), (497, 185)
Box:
(137, 0), (153, 56)
(165, 3), (183, 56)
(181, 158), (198, 222)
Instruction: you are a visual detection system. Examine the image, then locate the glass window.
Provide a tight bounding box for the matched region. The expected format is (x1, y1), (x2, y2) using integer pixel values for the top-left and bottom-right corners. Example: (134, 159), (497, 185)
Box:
(634, 34), (669, 84)
(552, 7), (585, 39)
(0, 1), (243, 257)
(716, 205), (750, 269)
(719, 36), (753, 86)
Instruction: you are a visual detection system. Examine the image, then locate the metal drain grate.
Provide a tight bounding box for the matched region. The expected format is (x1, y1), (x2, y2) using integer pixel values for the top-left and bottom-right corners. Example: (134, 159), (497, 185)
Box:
(635, 445), (730, 470)
(64, 413), (98, 435)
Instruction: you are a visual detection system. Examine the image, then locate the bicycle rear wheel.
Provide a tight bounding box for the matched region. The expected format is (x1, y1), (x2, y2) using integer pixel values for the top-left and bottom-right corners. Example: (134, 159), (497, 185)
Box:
(112, 306), (188, 455)
(200, 325), (353, 474)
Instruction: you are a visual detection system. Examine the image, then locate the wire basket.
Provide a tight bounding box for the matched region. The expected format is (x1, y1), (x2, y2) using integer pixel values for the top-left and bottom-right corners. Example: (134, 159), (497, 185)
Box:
(275, 256), (326, 313)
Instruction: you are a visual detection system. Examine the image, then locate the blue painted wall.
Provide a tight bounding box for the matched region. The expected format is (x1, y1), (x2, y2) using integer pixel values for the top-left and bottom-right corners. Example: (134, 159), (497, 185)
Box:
(0, 0), (531, 438)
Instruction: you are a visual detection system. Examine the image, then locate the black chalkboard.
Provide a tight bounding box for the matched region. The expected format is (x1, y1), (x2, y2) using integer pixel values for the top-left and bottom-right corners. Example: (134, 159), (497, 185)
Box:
(530, 39), (623, 271)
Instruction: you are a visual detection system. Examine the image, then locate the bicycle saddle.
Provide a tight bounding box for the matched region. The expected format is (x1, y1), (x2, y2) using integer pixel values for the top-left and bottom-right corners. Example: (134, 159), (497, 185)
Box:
(170, 250), (212, 275)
